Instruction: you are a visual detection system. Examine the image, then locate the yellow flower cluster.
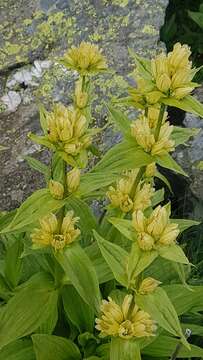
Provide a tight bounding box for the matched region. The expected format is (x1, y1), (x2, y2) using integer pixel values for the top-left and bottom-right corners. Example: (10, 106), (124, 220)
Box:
(131, 113), (175, 156)
(107, 169), (155, 213)
(61, 41), (108, 75)
(96, 294), (156, 339)
(130, 43), (197, 106)
(31, 211), (80, 250)
(132, 205), (180, 251)
(47, 104), (91, 156)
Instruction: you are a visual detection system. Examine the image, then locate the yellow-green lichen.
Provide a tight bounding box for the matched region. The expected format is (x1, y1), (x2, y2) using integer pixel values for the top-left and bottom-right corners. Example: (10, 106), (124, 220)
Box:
(142, 25), (158, 35)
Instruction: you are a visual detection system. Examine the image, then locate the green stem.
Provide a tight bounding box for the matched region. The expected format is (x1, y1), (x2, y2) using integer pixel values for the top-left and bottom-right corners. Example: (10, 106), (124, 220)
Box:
(82, 75), (86, 91)
(130, 166), (146, 200)
(154, 103), (166, 141)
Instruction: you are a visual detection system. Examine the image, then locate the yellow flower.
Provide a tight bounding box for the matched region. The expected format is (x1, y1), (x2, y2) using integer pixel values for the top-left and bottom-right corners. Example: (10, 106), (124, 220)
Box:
(151, 53), (169, 79)
(96, 295), (156, 339)
(120, 194), (134, 213)
(151, 122), (175, 156)
(147, 106), (168, 129)
(133, 183), (154, 211)
(31, 211), (80, 250)
(49, 180), (64, 200)
(168, 43), (191, 74)
(138, 277), (161, 294)
(131, 116), (155, 152)
(156, 73), (171, 93)
(46, 103), (91, 156)
(132, 205), (180, 250)
(171, 86), (194, 100)
(67, 168), (81, 193)
(61, 42), (107, 75)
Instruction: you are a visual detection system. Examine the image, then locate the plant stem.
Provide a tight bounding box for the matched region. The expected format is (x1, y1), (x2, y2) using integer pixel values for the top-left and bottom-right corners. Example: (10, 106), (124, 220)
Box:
(170, 329), (191, 360)
(82, 75), (86, 91)
(130, 166), (146, 199)
(154, 103), (166, 141)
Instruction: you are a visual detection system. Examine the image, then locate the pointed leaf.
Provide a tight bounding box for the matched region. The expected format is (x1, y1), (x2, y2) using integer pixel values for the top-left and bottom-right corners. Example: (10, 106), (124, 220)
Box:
(155, 153), (188, 176)
(32, 334), (81, 360)
(55, 243), (101, 314)
(107, 105), (131, 136)
(172, 218), (200, 232)
(94, 230), (128, 286)
(158, 244), (189, 264)
(108, 218), (135, 241)
(162, 95), (203, 118)
(0, 339), (35, 360)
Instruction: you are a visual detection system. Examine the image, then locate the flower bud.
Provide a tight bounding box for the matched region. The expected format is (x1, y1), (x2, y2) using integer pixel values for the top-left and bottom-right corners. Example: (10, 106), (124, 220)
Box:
(156, 73), (171, 93)
(39, 213), (58, 234)
(132, 210), (145, 233)
(131, 117), (155, 152)
(120, 194), (133, 213)
(145, 91), (163, 104)
(138, 277), (161, 294)
(73, 114), (87, 137)
(172, 86), (194, 100)
(67, 168), (81, 193)
(49, 180), (64, 200)
(147, 206), (168, 237)
(133, 183), (154, 211)
(171, 70), (190, 89)
(168, 43), (191, 72)
(64, 142), (81, 155)
(137, 232), (155, 251)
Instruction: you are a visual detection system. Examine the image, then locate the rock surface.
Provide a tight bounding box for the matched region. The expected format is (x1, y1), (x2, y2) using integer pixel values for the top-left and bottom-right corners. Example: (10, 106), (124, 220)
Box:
(0, 0), (169, 211)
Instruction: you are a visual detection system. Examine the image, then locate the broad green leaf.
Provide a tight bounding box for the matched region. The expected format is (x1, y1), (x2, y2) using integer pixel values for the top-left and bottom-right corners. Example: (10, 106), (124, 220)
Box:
(65, 196), (98, 246)
(162, 95), (203, 118)
(188, 10), (203, 29)
(127, 243), (158, 286)
(171, 126), (199, 146)
(137, 287), (188, 348)
(0, 274), (12, 301)
(37, 290), (58, 334)
(158, 244), (189, 264)
(143, 334), (203, 358)
(94, 230), (128, 286)
(79, 172), (120, 197)
(144, 256), (185, 283)
(155, 153), (187, 177)
(52, 153), (65, 184)
(164, 284), (203, 315)
(32, 334), (81, 360)
(92, 141), (152, 174)
(108, 218), (134, 241)
(110, 338), (141, 360)
(0, 272), (58, 348)
(0, 339), (35, 360)
(107, 105), (131, 136)
(55, 243), (101, 314)
(0, 210), (16, 232)
(4, 237), (23, 289)
(172, 218), (200, 232)
(85, 243), (114, 284)
(24, 156), (49, 179)
(2, 189), (68, 233)
(62, 285), (94, 333)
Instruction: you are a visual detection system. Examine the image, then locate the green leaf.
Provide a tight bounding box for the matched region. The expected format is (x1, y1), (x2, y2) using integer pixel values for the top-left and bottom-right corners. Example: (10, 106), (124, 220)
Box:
(38, 104), (48, 134)
(4, 237), (23, 289)
(171, 126), (200, 146)
(107, 105), (131, 136)
(24, 156), (49, 179)
(93, 141), (152, 174)
(137, 287), (188, 348)
(28, 133), (55, 150)
(2, 189), (68, 233)
(143, 334), (203, 358)
(0, 339), (35, 360)
(62, 285), (94, 333)
(164, 284), (203, 315)
(158, 244), (189, 265)
(162, 95), (203, 118)
(94, 230), (128, 286)
(85, 243), (114, 284)
(79, 172), (120, 197)
(0, 272), (58, 348)
(65, 196), (98, 246)
(172, 218), (200, 232)
(155, 153), (187, 177)
(188, 10), (203, 29)
(128, 48), (152, 79)
(108, 218), (135, 241)
(151, 189), (165, 207)
(32, 334), (81, 360)
(110, 338), (141, 360)
(55, 243), (101, 314)
(127, 243), (158, 286)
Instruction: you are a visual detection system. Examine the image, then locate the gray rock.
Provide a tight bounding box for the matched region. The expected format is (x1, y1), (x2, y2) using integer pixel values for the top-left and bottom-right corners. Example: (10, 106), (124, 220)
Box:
(0, 0), (168, 210)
